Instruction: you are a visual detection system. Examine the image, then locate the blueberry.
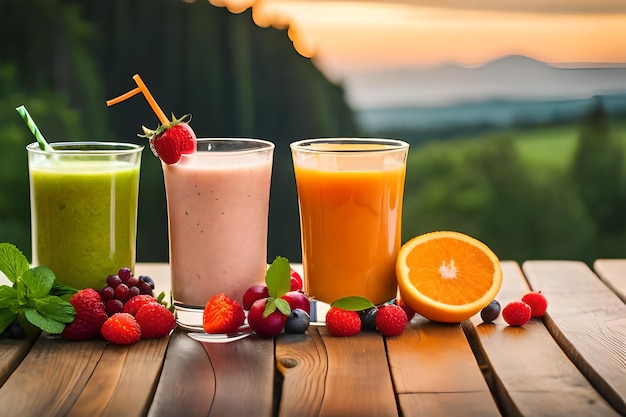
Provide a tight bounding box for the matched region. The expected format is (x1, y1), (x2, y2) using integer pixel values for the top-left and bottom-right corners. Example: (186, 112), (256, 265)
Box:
(480, 300), (501, 323)
(139, 275), (155, 289)
(359, 307), (379, 332)
(284, 308), (310, 334)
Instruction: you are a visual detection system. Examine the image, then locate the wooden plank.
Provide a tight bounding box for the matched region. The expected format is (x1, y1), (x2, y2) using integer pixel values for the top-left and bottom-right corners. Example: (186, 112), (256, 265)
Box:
(276, 327), (327, 417)
(523, 260), (626, 415)
(0, 333), (38, 388)
(0, 335), (106, 416)
(593, 259), (626, 303)
(201, 334), (275, 417)
(147, 329), (216, 417)
(317, 326), (398, 417)
(465, 261), (619, 417)
(67, 337), (169, 417)
(388, 317), (500, 417)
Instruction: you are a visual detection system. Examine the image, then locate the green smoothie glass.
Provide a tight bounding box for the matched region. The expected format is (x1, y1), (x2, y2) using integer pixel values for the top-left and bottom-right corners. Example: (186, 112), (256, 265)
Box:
(27, 142), (143, 290)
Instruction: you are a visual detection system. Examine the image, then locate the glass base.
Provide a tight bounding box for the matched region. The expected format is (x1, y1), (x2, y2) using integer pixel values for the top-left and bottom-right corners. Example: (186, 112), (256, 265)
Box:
(174, 304), (205, 331)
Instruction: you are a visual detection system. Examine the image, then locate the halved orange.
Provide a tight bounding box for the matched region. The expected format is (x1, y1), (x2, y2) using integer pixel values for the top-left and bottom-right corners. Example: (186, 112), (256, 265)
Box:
(396, 231), (502, 323)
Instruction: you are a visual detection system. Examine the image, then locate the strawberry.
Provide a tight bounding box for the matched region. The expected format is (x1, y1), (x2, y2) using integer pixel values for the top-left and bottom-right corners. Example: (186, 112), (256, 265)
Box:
(61, 289), (108, 341)
(375, 304), (408, 337)
(203, 293), (246, 334)
(135, 303), (176, 339)
(521, 291), (548, 317)
(141, 115), (197, 164)
(101, 313), (142, 344)
(325, 307), (361, 337)
(122, 294), (160, 316)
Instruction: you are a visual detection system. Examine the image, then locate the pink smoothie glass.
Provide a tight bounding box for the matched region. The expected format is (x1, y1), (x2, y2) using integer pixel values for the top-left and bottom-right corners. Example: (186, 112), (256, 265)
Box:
(162, 138), (274, 327)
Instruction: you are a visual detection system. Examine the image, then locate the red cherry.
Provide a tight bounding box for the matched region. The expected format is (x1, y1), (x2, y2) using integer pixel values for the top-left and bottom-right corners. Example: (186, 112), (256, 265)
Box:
(289, 268), (303, 291)
(281, 291), (310, 315)
(247, 298), (287, 337)
(242, 284), (270, 310)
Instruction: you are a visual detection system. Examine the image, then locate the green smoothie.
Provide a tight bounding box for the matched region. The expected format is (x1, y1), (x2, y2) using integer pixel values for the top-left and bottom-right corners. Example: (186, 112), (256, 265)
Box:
(27, 142), (142, 290)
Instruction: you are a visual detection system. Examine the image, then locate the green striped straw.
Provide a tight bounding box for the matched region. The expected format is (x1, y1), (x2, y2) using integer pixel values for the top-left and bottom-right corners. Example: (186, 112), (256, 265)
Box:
(15, 105), (53, 151)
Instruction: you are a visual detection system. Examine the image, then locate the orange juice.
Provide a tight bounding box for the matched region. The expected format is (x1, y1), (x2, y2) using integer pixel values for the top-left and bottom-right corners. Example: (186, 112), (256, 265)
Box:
(291, 139), (409, 305)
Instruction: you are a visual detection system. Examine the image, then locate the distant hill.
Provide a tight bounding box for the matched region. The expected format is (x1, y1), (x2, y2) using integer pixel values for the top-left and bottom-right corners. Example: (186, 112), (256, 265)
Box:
(345, 55), (626, 109)
(347, 55), (626, 134)
(356, 94), (626, 134)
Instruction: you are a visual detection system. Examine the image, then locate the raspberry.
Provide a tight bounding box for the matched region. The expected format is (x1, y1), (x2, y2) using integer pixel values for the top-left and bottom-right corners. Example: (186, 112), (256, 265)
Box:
(502, 301), (532, 327)
(122, 294), (160, 316)
(375, 304), (408, 336)
(202, 293), (246, 334)
(521, 291), (548, 317)
(135, 303), (176, 339)
(101, 313), (141, 344)
(61, 289), (108, 341)
(325, 307), (361, 337)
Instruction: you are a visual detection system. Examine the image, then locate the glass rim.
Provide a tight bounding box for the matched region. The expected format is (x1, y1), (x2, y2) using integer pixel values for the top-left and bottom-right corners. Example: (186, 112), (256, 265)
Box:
(290, 137), (409, 153)
(194, 137), (275, 148)
(26, 141), (144, 155)
(184, 138), (275, 158)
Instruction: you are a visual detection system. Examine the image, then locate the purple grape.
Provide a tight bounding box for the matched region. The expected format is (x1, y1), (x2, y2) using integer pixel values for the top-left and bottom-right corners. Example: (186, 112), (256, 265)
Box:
(106, 274), (122, 288)
(126, 275), (140, 288)
(138, 280), (153, 296)
(129, 286), (141, 298)
(105, 299), (124, 316)
(100, 286), (115, 301)
(118, 267), (132, 282)
(114, 283), (130, 302)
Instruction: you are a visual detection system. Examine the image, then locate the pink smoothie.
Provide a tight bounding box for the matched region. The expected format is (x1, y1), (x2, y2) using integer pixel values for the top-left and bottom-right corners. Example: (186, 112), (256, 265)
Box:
(162, 139), (273, 308)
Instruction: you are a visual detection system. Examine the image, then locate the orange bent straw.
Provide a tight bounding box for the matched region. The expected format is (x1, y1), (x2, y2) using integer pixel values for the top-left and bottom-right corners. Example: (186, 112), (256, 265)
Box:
(106, 74), (169, 126)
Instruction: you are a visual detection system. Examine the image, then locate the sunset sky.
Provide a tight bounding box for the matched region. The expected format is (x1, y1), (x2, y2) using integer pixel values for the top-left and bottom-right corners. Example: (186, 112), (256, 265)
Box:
(206, 0), (626, 82)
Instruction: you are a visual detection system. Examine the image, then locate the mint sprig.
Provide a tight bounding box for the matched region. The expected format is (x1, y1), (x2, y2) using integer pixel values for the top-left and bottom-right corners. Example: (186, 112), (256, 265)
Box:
(262, 256), (292, 317)
(0, 243), (77, 334)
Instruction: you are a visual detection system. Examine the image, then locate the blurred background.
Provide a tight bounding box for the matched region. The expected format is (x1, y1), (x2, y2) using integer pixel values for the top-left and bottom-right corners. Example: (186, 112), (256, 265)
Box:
(1, 0), (625, 266)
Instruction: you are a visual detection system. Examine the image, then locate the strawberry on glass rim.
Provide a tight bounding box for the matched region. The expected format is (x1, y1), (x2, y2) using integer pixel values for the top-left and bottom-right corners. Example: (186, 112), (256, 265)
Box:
(139, 114), (196, 164)
(106, 74), (197, 164)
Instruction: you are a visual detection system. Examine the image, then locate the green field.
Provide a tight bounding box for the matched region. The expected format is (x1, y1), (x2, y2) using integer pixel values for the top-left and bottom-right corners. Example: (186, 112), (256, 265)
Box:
(513, 120), (626, 171)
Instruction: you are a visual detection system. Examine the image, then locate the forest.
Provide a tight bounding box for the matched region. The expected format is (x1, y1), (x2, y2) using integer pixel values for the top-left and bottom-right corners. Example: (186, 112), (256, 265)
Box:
(1, 0), (625, 266)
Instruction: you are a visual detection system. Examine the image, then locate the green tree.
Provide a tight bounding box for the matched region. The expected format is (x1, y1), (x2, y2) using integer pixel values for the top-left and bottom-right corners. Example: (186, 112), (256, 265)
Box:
(570, 97), (624, 234)
(402, 136), (595, 263)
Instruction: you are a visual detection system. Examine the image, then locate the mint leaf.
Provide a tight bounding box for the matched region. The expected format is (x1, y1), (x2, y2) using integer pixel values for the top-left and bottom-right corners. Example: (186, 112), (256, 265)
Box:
(24, 308), (66, 334)
(265, 256), (291, 298)
(23, 266), (55, 298)
(0, 286), (18, 308)
(0, 308), (17, 333)
(331, 296), (375, 311)
(50, 283), (78, 298)
(0, 243), (30, 284)
(33, 296), (75, 323)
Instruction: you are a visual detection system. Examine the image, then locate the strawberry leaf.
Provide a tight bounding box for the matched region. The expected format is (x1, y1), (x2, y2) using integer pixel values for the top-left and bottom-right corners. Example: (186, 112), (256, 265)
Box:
(274, 297), (291, 316)
(262, 298), (277, 317)
(265, 256), (291, 298)
(331, 296), (375, 311)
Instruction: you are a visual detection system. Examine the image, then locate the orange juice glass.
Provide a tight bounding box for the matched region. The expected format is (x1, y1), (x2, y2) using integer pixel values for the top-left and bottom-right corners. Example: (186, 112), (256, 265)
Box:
(290, 138), (409, 305)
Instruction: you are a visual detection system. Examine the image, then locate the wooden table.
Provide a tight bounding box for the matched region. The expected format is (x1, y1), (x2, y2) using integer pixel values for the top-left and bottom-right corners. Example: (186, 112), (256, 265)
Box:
(1, 260), (625, 416)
